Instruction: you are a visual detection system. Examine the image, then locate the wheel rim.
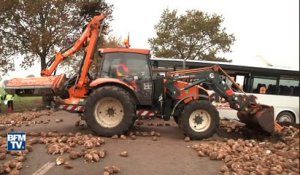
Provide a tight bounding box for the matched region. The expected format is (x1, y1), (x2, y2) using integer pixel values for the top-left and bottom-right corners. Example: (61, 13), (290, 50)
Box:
(189, 109), (211, 132)
(278, 114), (293, 123)
(94, 97), (124, 128)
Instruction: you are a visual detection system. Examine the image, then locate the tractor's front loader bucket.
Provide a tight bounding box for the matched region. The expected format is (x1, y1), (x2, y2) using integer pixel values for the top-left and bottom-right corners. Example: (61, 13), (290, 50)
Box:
(237, 104), (282, 134)
(4, 74), (66, 97)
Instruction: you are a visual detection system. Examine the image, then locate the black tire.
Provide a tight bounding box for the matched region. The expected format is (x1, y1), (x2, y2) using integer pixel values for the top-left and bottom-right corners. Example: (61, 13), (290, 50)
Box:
(173, 116), (179, 124)
(276, 111), (295, 124)
(173, 104), (184, 126)
(84, 86), (135, 137)
(179, 100), (219, 140)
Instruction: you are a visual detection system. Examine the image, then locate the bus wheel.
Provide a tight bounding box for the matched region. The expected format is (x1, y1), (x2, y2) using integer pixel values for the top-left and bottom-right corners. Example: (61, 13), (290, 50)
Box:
(276, 111), (295, 124)
(85, 86), (135, 137)
(179, 101), (219, 139)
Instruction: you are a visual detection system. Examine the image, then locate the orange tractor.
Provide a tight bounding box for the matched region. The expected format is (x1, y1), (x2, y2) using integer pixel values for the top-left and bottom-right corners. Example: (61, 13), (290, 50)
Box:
(4, 15), (282, 139)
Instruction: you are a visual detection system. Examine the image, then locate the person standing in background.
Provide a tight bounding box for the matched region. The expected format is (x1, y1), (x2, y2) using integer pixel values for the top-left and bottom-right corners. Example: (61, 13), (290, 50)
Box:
(2, 93), (14, 112)
(7, 94), (14, 112)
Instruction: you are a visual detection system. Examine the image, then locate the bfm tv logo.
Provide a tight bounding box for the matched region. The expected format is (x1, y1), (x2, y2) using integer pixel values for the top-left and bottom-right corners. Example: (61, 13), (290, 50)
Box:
(7, 132), (26, 151)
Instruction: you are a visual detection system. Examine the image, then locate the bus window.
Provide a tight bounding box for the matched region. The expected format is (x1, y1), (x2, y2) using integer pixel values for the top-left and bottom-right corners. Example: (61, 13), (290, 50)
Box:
(235, 75), (244, 89)
(252, 77), (277, 94)
(279, 78), (299, 96)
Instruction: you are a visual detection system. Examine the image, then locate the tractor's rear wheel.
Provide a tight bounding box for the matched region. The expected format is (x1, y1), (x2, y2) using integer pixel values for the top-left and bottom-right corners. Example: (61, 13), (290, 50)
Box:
(85, 86), (135, 137)
(179, 100), (219, 139)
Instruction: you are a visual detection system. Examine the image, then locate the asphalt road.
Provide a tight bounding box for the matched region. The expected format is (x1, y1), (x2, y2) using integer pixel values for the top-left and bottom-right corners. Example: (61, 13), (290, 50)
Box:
(1, 111), (223, 175)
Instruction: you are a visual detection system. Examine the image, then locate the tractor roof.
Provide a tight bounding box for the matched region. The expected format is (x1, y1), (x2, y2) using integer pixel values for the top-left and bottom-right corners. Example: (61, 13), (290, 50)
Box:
(99, 48), (150, 55)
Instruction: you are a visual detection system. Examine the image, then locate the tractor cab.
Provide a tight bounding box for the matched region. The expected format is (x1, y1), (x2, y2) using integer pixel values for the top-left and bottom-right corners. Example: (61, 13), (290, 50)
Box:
(96, 48), (155, 106)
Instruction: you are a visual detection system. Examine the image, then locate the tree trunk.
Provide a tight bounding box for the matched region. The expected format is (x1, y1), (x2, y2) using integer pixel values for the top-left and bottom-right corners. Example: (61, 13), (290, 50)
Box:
(40, 54), (47, 71)
(40, 54), (53, 108)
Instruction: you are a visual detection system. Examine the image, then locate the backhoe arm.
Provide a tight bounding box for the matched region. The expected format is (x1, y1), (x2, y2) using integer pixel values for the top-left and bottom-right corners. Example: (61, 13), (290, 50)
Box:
(4, 16), (106, 104)
(41, 15), (105, 89)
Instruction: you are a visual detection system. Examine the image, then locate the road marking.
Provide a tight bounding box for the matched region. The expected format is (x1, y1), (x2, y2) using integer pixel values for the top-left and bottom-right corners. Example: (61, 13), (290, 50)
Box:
(32, 161), (55, 175)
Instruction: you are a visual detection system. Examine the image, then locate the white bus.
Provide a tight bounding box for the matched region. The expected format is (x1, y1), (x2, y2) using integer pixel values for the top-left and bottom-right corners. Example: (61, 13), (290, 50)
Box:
(151, 58), (299, 124)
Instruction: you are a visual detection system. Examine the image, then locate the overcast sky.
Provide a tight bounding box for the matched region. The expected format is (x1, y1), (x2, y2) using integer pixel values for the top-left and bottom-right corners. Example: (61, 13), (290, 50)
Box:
(2, 0), (299, 81)
(107, 0), (299, 68)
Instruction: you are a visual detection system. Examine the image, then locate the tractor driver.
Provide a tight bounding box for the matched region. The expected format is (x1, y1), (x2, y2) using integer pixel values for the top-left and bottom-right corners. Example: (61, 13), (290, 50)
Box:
(116, 59), (130, 77)
(115, 59), (137, 89)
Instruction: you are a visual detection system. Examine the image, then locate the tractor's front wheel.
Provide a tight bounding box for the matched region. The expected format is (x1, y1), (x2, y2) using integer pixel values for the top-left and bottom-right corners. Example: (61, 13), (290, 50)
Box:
(85, 86), (135, 137)
(179, 100), (219, 139)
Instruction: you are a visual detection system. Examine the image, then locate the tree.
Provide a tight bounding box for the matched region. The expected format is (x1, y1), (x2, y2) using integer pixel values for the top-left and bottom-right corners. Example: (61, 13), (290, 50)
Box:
(0, 0), (113, 79)
(149, 9), (235, 62)
(103, 36), (124, 48)
(0, 36), (14, 78)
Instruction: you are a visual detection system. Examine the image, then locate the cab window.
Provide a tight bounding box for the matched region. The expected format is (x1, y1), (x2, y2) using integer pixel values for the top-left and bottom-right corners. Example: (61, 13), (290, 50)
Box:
(100, 53), (150, 79)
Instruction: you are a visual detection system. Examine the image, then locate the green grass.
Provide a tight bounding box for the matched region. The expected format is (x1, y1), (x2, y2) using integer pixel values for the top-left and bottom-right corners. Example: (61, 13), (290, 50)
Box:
(0, 87), (43, 113)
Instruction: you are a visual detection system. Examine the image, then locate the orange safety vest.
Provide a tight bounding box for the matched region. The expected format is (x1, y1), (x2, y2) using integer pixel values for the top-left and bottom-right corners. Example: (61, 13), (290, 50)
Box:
(116, 64), (130, 76)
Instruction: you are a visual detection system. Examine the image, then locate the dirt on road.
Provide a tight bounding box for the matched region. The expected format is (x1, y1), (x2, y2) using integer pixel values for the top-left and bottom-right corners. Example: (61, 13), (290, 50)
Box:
(0, 110), (299, 175)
